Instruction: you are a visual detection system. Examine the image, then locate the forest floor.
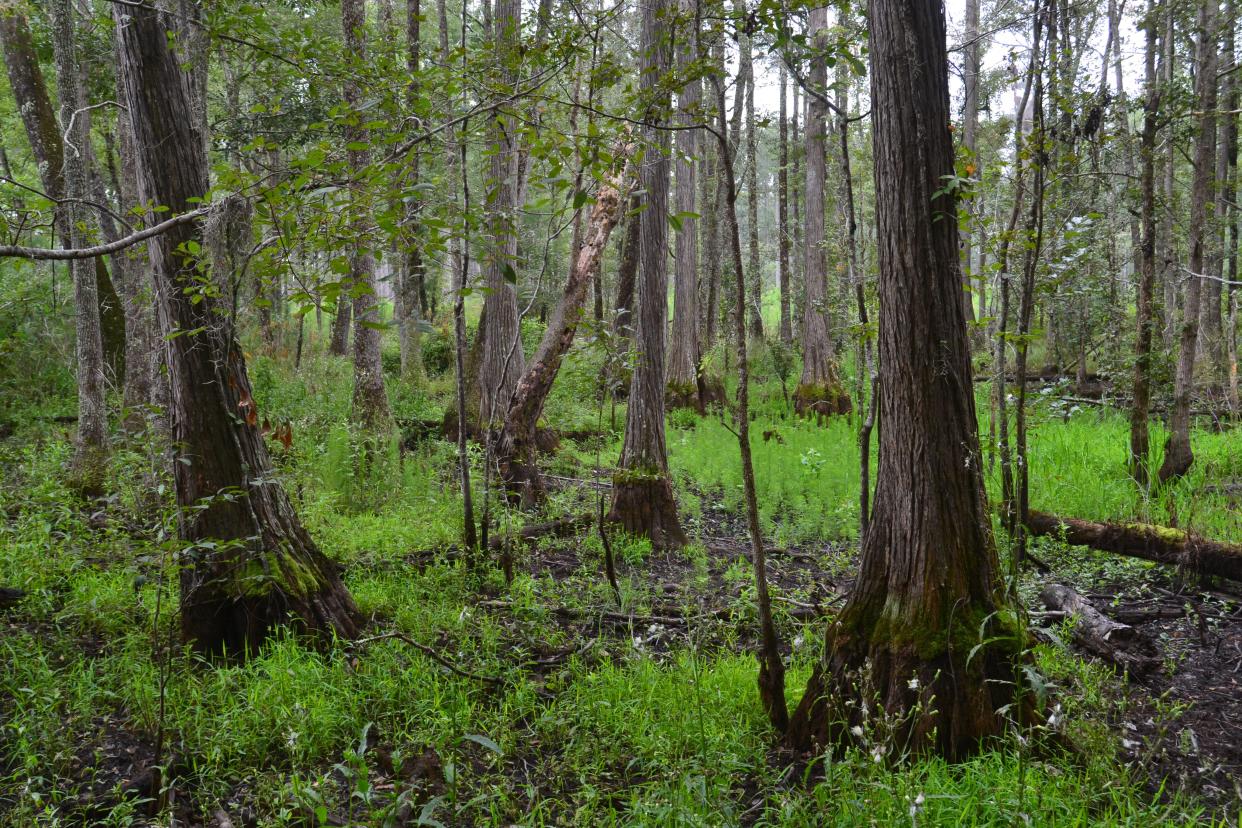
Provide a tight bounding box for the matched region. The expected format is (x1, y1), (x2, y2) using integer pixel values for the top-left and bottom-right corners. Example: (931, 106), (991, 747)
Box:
(2, 337), (1241, 826)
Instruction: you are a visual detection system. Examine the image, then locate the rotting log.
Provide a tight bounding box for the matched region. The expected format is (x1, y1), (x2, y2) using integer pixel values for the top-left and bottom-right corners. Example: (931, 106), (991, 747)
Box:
(1026, 510), (1242, 581)
(1039, 583), (1158, 674)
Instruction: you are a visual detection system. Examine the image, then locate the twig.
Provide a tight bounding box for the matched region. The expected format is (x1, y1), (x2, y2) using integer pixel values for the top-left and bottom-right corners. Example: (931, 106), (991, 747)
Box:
(351, 631), (502, 684)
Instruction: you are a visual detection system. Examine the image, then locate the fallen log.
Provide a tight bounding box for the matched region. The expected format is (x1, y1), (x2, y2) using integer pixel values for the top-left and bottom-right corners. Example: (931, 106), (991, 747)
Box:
(1025, 510), (1242, 582)
(0, 587), (25, 609)
(488, 514), (595, 549)
(1039, 583), (1158, 674)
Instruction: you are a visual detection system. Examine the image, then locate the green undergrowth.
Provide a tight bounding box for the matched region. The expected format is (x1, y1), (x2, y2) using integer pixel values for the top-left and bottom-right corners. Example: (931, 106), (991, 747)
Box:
(1, 332), (1237, 825)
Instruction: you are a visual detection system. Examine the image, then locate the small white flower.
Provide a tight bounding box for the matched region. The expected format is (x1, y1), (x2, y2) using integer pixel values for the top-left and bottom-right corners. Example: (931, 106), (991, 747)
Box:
(871, 746), (885, 763)
(793, 635), (804, 649)
(850, 725), (864, 738)
(632, 635), (643, 649)
(908, 677), (920, 691)
(286, 730), (299, 749)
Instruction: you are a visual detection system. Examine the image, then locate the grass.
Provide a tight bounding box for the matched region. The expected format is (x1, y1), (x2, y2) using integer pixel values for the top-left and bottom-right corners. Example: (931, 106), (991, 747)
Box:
(0, 326), (1237, 825)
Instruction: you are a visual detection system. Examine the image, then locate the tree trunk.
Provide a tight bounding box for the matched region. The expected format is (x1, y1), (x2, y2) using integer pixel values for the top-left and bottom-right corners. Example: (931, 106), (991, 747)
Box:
(398, 0), (427, 384)
(1159, 0), (1216, 484)
(790, 81), (803, 340)
(710, 67), (787, 732)
(114, 0), (360, 656)
(342, 0), (392, 432)
(479, 0), (526, 425)
(787, 0), (1027, 760)
(961, 0), (981, 329)
(329, 293), (352, 355)
(1160, 7), (1179, 350)
(741, 10), (762, 341)
(497, 157), (632, 505)
(0, 11), (126, 384)
(608, 0), (686, 550)
(613, 194), (641, 343)
(1130, 2), (1159, 486)
(778, 66), (792, 346)
(107, 118), (161, 427)
(1201, 0), (1233, 382)
(667, 0), (704, 412)
(49, 0), (108, 494)
(794, 7), (849, 420)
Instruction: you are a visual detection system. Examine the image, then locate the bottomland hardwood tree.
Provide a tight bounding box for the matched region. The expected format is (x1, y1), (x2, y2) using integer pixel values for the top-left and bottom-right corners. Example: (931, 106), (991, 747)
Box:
(794, 6), (850, 420)
(115, 1), (360, 656)
(786, 0), (1028, 759)
(608, 0), (685, 549)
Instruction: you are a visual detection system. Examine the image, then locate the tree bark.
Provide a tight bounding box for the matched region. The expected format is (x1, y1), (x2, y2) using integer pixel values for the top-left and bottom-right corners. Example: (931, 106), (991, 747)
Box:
(613, 193), (641, 343)
(398, 0), (427, 384)
(667, 0), (704, 411)
(741, 8), (762, 341)
(107, 118), (161, 427)
(961, 0), (981, 329)
(114, 0), (360, 656)
(794, 7), (849, 420)
(778, 65), (792, 346)
(479, 0), (526, 425)
(1130, 2), (1159, 486)
(608, 0), (686, 550)
(1159, 0), (1217, 484)
(49, 0), (108, 494)
(342, 0), (392, 432)
(787, 0), (1027, 760)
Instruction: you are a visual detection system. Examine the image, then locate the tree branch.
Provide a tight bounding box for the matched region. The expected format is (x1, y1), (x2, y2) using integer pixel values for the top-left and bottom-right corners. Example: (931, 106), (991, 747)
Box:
(0, 205), (210, 260)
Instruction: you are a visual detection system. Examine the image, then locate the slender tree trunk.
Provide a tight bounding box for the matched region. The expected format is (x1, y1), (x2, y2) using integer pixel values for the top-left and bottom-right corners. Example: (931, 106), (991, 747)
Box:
(794, 7), (849, 420)
(1131, 2), (1159, 486)
(1160, 0), (1217, 484)
(1203, 0), (1235, 386)
(1160, 7), (1178, 349)
(479, 0), (526, 425)
(329, 295), (352, 355)
(778, 66), (792, 345)
(614, 193), (641, 343)
(114, 0), (360, 656)
(709, 68), (787, 732)
(742, 15), (762, 340)
(667, 0), (704, 411)
(107, 119), (160, 427)
(49, 0), (108, 494)
(790, 81), (803, 340)
(787, 0), (1027, 759)
(343, 0), (392, 432)
(398, 0), (427, 384)
(608, 0), (686, 549)
(961, 0), (981, 329)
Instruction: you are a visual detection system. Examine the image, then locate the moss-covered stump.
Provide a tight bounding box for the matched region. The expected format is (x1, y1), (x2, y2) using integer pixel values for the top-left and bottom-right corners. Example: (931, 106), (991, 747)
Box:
(607, 469), (687, 550)
(793, 380), (853, 422)
(786, 598), (1031, 761)
(181, 546), (361, 659)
